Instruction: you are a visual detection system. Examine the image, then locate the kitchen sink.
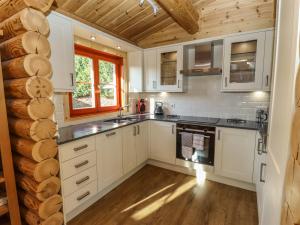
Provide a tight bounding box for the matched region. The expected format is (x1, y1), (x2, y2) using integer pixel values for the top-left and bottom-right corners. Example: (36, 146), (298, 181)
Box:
(103, 117), (138, 124)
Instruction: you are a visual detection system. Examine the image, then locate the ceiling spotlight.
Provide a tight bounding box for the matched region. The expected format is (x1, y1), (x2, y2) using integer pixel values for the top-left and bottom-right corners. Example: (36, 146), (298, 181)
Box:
(90, 35), (96, 41)
(117, 46), (121, 49)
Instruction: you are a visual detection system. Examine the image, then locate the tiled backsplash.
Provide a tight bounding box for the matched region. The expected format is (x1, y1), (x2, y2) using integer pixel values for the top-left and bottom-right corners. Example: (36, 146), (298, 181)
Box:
(136, 76), (270, 121)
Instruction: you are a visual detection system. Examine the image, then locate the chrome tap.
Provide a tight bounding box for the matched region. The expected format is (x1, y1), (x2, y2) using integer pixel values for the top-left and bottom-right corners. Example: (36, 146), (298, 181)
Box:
(118, 105), (130, 118)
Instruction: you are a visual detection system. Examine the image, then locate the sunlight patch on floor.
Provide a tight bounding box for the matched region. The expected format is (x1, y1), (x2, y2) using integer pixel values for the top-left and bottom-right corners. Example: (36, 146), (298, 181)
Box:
(131, 179), (197, 221)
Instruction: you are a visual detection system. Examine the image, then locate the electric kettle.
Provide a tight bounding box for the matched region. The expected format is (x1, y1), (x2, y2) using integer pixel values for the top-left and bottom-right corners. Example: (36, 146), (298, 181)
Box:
(154, 102), (164, 115)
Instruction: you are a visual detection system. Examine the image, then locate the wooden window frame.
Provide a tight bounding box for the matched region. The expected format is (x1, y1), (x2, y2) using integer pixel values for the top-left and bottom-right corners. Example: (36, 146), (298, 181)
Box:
(69, 44), (123, 117)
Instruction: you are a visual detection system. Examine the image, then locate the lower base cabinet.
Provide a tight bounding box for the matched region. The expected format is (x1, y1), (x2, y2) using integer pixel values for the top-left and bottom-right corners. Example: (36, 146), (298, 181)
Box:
(215, 127), (257, 183)
(149, 121), (176, 164)
(96, 129), (123, 191)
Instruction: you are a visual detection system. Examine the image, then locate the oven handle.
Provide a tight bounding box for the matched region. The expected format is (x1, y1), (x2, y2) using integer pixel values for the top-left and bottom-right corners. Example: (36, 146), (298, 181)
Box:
(176, 127), (215, 134)
(179, 132), (211, 139)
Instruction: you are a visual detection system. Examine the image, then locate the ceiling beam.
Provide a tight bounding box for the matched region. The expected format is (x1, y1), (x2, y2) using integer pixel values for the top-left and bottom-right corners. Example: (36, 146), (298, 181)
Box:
(155, 0), (199, 34)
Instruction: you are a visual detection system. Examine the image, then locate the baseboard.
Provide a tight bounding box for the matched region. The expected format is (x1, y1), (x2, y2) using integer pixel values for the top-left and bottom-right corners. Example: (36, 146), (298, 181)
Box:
(65, 162), (147, 223)
(147, 159), (255, 192)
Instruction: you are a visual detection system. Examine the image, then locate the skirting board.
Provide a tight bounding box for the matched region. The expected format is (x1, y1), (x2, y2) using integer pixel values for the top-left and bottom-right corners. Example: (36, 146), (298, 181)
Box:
(147, 159), (256, 192)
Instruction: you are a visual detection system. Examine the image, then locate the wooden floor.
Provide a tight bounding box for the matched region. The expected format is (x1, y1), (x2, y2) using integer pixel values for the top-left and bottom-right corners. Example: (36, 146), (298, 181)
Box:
(68, 165), (258, 225)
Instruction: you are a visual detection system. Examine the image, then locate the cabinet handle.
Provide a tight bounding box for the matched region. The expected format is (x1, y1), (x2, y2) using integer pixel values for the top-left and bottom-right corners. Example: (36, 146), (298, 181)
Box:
(217, 130), (221, 140)
(77, 191), (90, 201)
(133, 126), (137, 136)
(257, 139), (263, 155)
(172, 125), (175, 134)
(70, 73), (74, 86)
(137, 125), (140, 135)
(76, 176), (90, 185)
(74, 160), (89, 169)
(106, 132), (116, 137)
(152, 81), (157, 89)
(177, 80), (180, 88)
(225, 77), (228, 87)
(260, 163), (267, 183)
(266, 75), (269, 87)
(73, 144), (88, 152)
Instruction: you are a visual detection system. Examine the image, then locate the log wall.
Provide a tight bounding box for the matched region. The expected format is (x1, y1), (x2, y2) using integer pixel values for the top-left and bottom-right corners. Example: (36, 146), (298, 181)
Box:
(0, 1), (63, 224)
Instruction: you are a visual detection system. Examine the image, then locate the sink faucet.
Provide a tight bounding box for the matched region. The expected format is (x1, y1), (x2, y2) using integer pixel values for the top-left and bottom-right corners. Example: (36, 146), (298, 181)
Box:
(118, 105), (130, 118)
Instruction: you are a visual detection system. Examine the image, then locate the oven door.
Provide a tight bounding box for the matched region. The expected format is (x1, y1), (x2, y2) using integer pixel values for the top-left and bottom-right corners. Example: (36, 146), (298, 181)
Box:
(176, 126), (215, 166)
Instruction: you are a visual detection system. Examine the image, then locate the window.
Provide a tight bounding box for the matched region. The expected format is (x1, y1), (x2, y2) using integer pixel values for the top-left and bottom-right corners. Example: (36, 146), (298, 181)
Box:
(69, 45), (123, 116)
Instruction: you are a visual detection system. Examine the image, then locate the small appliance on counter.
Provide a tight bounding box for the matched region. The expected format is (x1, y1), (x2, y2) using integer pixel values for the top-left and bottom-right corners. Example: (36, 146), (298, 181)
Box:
(154, 102), (164, 115)
(256, 109), (268, 123)
(136, 98), (147, 114)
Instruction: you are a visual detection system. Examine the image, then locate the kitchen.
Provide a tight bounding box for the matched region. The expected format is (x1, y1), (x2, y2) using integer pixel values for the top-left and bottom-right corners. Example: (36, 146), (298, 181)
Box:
(0, 0), (298, 225)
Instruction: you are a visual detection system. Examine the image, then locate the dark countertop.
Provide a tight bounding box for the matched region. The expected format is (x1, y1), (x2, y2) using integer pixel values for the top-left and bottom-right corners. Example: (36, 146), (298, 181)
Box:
(57, 114), (268, 145)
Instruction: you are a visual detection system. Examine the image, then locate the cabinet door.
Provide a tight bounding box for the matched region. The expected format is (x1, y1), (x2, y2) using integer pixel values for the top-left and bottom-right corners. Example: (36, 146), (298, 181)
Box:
(136, 122), (148, 165)
(157, 45), (183, 92)
(122, 125), (137, 174)
(144, 49), (158, 92)
(262, 30), (274, 91)
(128, 51), (143, 93)
(48, 12), (75, 92)
(96, 130), (123, 191)
(215, 127), (256, 183)
(222, 32), (265, 91)
(149, 121), (176, 164)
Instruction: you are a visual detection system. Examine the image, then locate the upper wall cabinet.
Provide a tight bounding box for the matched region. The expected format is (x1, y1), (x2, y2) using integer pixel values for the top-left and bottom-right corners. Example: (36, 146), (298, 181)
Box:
(222, 31), (274, 92)
(128, 51), (143, 93)
(48, 12), (75, 92)
(157, 45), (184, 92)
(144, 49), (158, 92)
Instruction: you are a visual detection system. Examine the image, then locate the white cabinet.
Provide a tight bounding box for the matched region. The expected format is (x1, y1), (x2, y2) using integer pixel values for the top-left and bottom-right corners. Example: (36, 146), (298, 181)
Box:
(122, 122), (148, 174)
(144, 49), (158, 92)
(222, 32), (266, 91)
(128, 51), (143, 93)
(215, 127), (256, 183)
(96, 130), (123, 191)
(149, 121), (176, 164)
(157, 45), (184, 92)
(48, 12), (75, 92)
(262, 30), (274, 91)
(253, 133), (267, 221)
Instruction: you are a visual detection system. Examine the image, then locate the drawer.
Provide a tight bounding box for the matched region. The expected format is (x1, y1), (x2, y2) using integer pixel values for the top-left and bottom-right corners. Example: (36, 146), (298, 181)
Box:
(64, 180), (97, 213)
(62, 166), (97, 197)
(59, 136), (95, 162)
(61, 151), (96, 180)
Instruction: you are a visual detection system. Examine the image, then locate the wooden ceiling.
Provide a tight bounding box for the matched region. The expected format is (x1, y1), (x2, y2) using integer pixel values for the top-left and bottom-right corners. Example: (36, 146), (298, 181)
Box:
(53, 0), (275, 48)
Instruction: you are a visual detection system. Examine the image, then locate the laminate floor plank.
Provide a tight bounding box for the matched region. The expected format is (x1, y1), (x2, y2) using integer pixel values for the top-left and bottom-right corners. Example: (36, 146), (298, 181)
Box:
(68, 165), (258, 225)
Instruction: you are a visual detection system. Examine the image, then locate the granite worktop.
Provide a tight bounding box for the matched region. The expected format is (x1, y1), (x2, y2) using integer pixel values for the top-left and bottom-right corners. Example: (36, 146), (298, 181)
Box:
(57, 114), (267, 145)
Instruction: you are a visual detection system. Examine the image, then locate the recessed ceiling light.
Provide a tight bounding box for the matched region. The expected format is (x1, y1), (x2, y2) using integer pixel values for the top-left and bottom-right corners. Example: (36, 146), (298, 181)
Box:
(117, 46), (121, 49)
(90, 35), (96, 41)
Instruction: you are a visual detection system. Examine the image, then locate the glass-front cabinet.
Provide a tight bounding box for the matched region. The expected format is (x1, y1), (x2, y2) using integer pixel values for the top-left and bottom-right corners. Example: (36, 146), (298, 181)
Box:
(222, 32), (266, 91)
(157, 45), (183, 92)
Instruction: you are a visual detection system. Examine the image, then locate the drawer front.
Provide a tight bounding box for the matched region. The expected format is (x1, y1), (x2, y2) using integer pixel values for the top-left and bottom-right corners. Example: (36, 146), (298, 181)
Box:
(61, 151), (96, 180)
(64, 180), (97, 213)
(62, 166), (97, 197)
(59, 136), (95, 162)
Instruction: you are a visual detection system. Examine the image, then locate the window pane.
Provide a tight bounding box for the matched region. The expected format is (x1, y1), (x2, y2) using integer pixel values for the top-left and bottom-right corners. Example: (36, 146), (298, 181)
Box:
(99, 60), (117, 107)
(72, 55), (95, 109)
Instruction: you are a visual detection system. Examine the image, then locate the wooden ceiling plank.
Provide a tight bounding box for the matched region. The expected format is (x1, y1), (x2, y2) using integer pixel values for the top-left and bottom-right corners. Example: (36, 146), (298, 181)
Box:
(60, 0), (89, 12)
(155, 0), (200, 34)
(74, 0), (105, 18)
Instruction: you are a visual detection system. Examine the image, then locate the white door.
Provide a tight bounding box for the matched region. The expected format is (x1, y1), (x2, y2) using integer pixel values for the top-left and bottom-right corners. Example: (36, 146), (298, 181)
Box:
(215, 127), (256, 183)
(157, 45), (183, 92)
(96, 130), (123, 191)
(136, 122), (149, 165)
(122, 125), (137, 174)
(222, 32), (265, 91)
(149, 121), (176, 164)
(48, 12), (75, 92)
(144, 49), (158, 92)
(128, 51), (143, 93)
(262, 30), (274, 91)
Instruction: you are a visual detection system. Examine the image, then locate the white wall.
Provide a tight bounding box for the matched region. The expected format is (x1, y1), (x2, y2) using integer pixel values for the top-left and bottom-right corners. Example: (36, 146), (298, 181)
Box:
(138, 75), (270, 121)
(261, 0), (300, 224)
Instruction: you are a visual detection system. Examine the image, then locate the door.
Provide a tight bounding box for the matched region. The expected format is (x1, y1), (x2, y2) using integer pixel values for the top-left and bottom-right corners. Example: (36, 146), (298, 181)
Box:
(222, 32), (265, 91)
(144, 49), (158, 92)
(96, 130), (123, 191)
(136, 122), (149, 165)
(122, 125), (137, 174)
(48, 12), (75, 92)
(149, 121), (176, 164)
(128, 51), (143, 93)
(157, 45), (183, 92)
(215, 127), (256, 183)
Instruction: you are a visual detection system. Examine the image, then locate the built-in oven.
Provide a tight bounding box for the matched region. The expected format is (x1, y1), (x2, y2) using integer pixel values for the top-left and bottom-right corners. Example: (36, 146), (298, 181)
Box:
(176, 123), (215, 166)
